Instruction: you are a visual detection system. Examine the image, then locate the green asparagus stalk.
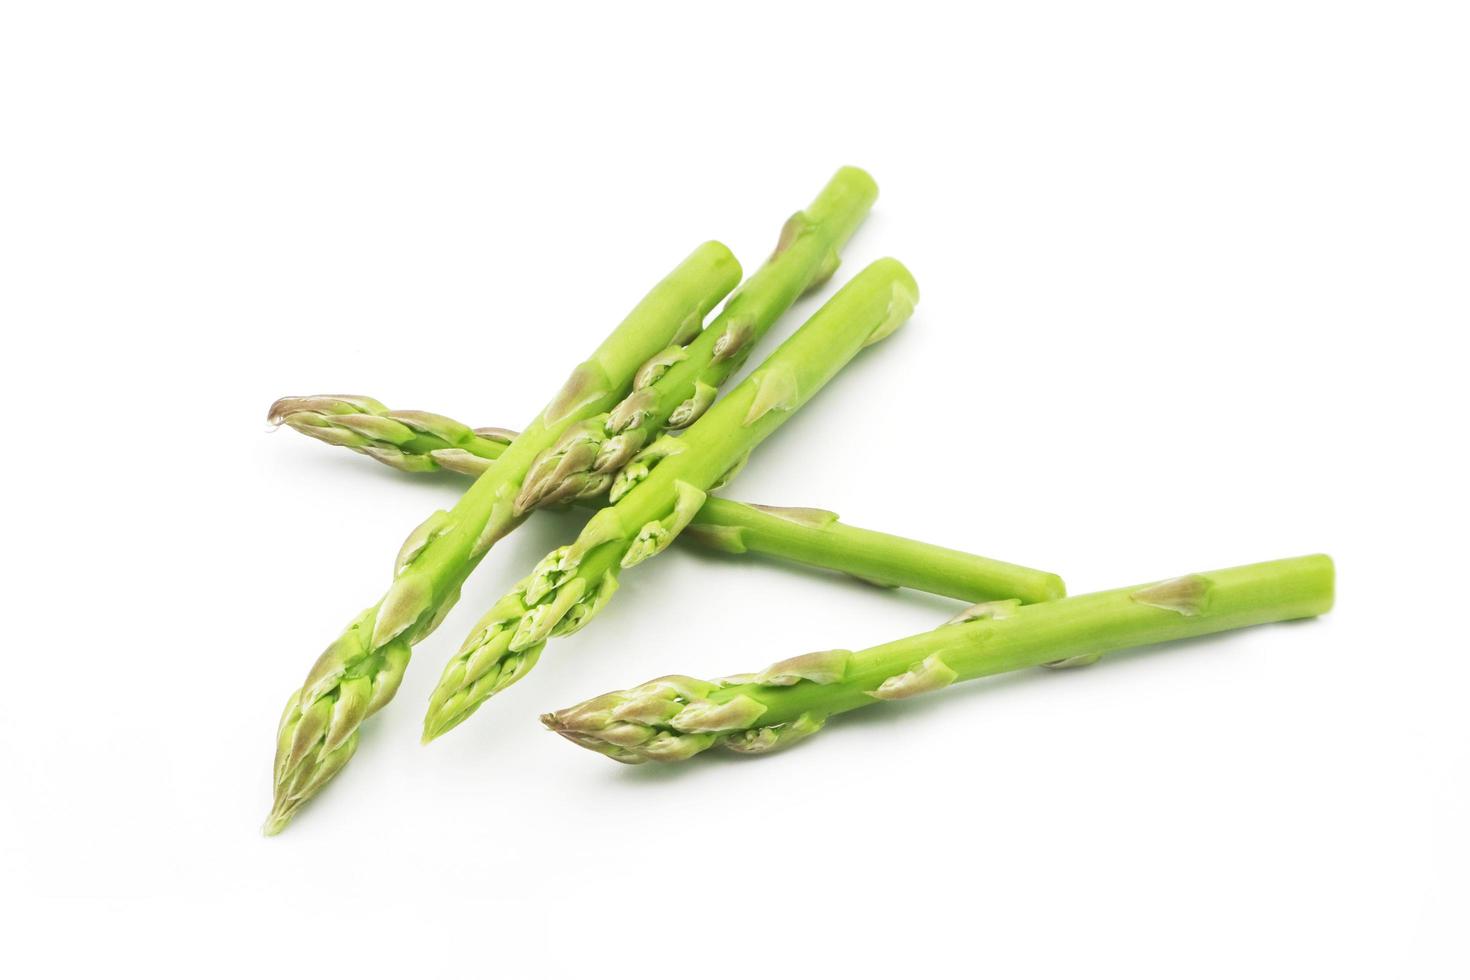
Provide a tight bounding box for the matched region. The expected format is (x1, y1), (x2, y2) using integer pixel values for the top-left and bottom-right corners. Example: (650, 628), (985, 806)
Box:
(513, 166), (877, 513)
(542, 555), (1335, 764)
(265, 241), (741, 834)
(682, 500), (1063, 603)
(422, 258), (920, 741)
(268, 395), (1065, 604)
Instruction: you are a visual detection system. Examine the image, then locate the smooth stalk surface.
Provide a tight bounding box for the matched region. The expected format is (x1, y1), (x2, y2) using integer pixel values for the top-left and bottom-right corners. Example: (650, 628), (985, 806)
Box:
(542, 555), (1336, 763)
(684, 499), (1064, 603)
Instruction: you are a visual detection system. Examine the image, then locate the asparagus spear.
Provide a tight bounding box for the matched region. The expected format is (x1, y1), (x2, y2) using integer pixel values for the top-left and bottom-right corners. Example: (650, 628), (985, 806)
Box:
(422, 258), (920, 741)
(542, 555), (1335, 764)
(265, 241), (741, 834)
(266, 393), (518, 476)
(513, 166), (877, 513)
(268, 395), (1066, 604)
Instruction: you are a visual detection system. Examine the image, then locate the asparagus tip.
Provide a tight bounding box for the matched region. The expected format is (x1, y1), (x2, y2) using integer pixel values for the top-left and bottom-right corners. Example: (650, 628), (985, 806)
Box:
(421, 709), (463, 745)
(262, 804), (293, 837)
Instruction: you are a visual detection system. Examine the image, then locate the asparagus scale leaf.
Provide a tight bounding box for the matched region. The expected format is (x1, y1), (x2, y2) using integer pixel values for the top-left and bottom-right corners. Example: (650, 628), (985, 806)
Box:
(422, 258), (920, 742)
(265, 242), (742, 834)
(541, 555), (1336, 764)
(268, 395), (1066, 604)
(266, 394), (516, 476)
(514, 166), (878, 513)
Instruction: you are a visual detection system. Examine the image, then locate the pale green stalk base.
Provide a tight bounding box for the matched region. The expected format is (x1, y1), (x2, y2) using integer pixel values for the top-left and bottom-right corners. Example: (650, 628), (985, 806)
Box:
(268, 395), (1065, 604)
(265, 242), (741, 834)
(542, 555), (1335, 764)
(422, 258), (921, 743)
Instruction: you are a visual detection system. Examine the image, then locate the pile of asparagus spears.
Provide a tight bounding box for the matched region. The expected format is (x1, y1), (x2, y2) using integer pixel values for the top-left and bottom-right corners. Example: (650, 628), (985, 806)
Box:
(264, 167), (1334, 833)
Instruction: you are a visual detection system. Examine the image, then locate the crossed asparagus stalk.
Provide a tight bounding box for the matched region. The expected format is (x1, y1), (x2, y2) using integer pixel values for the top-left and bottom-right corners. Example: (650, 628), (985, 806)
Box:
(268, 170), (885, 831)
(264, 167), (1333, 833)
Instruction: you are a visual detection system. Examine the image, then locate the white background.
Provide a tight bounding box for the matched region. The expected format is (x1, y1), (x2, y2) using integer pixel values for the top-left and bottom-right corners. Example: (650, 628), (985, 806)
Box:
(2, 1), (1465, 976)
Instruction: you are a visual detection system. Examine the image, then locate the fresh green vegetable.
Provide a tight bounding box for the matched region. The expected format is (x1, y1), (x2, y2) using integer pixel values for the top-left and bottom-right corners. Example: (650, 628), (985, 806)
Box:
(682, 500), (1064, 604)
(514, 166), (878, 512)
(422, 258), (920, 742)
(268, 395), (1065, 604)
(542, 555), (1335, 764)
(266, 394), (518, 476)
(265, 241), (742, 834)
